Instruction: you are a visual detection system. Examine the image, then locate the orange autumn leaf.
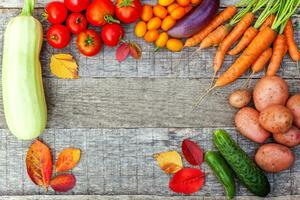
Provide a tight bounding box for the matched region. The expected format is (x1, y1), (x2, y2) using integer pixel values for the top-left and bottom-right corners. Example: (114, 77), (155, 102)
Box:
(55, 148), (81, 172)
(50, 54), (79, 79)
(26, 140), (53, 191)
(154, 151), (183, 174)
(50, 174), (76, 192)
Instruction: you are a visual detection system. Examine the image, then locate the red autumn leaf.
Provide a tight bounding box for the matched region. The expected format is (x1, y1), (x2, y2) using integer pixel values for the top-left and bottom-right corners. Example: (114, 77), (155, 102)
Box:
(182, 139), (204, 166)
(50, 174), (76, 192)
(169, 168), (205, 194)
(55, 148), (81, 172)
(116, 43), (130, 62)
(129, 42), (142, 60)
(26, 139), (53, 191)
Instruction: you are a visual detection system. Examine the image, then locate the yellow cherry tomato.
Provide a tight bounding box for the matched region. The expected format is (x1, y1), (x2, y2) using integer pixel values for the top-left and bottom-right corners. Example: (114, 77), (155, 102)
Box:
(166, 39), (183, 52)
(147, 17), (162, 30)
(176, 0), (190, 6)
(144, 30), (159, 43)
(141, 4), (153, 22)
(155, 32), (169, 48)
(135, 21), (147, 38)
(153, 5), (168, 19)
(167, 3), (180, 14)
(158, 0), (175, 7)
(161, 16), (176, 31)
(170, 7), (186, 20)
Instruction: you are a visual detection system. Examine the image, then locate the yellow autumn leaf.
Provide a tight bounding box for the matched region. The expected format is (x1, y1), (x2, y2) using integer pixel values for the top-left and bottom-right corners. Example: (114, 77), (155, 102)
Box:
(50, 54), (79, 79)
(154, 151), (183, 174)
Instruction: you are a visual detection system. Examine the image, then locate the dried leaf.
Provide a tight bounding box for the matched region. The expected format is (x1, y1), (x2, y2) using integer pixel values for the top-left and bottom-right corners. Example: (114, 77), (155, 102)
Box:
(55, 148), (81, 172)
(26, 140), (53, 190)
(154, 151), (183, 174)
(182, 139), (204, 166)
(50, 174), (76, 192)
(116, 43), (130, 62)
(169, 168), (205, 194)
(129, 42), (142, 59)
(50, 54), (79, 79)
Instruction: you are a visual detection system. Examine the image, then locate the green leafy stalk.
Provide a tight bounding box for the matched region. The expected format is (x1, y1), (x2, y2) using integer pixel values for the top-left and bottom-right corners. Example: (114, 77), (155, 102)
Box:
(253, 0), (280, 29)
(230, 0), (256, 26)
(21, 0), (35, 16)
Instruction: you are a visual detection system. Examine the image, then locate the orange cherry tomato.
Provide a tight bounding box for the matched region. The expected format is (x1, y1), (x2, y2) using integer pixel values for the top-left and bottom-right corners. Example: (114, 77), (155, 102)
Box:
(191, 0), (202, 5)
(147, 17), (162, 30)
(184, 5), (193, 13)
(144, 29), (159, 43)
(158, 0), (175, 6)
(170, 6), (185, 20)
(166, 38), (183, 52)
(141, 4), (153, 22)
(153, 5), (168, 19)
(155, 32), (169, 48)
(176, 0), (190, 6)
(135, 21), (147, 37)
(167, 3), (180, 14)
(161, 15), (176, 31)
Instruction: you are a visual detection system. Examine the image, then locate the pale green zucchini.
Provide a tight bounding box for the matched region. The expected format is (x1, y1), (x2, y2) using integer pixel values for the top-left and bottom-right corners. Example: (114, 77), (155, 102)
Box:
(2, 0), (47, 140)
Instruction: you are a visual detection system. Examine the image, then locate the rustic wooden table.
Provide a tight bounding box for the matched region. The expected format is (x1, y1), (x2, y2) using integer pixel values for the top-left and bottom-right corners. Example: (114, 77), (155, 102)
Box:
(0, 0), (299, 199)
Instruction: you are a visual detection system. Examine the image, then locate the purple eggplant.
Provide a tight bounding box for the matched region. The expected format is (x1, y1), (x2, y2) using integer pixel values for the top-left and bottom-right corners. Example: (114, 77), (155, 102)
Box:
(168, 0), (220, 38)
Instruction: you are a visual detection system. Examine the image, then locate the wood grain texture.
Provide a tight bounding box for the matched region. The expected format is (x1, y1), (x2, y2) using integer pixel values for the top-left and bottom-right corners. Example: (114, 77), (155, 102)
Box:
(0, 128), (299, 197)
(0, 9), (299, 79)
(0, 78), (299, 128)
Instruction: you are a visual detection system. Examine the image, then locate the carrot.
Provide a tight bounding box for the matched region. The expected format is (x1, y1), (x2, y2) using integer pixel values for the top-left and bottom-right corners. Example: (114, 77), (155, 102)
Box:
(284, 19), (300, 61)
(252, 47), (273, 73)
(199, 25), (230, 49)
(213, 12), (255, 73)
(266, 34), (287, 76)
(184, 6), (237, 47)
(259, 14), (276, 31)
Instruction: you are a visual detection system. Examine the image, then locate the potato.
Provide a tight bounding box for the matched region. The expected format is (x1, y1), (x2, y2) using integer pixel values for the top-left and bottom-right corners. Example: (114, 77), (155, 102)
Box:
(253, 76), (289, 111)
(273, 126), (300, 147)
(229, 89), (251, 108)
(235, 107), (270, 143)
(255, 143), (295, 173)
(286, 94), (300, 128)
(259, 105), (293, 134)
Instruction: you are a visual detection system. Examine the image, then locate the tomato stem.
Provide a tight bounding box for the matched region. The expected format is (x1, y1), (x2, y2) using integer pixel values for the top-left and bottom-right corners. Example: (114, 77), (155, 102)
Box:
(104, 15), (120, 24)
(118, 0), (134, 7)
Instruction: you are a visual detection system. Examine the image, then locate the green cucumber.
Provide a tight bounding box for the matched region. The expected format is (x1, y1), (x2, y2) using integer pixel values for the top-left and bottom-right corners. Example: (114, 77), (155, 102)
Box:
(213, 129), (270, 197)
(205, 151), (236, 199)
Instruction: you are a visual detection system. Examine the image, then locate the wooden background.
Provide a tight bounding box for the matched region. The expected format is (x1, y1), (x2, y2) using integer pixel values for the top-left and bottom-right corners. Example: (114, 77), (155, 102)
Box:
(0, 0), (299, 199)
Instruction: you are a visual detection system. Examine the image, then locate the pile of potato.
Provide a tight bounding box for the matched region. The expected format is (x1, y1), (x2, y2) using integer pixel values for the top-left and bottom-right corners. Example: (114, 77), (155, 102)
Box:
(229, 76), (300, 173)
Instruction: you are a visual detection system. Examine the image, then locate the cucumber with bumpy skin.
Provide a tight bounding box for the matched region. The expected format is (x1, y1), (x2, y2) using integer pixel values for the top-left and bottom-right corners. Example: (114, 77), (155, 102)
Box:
(213, 129), (270, 197)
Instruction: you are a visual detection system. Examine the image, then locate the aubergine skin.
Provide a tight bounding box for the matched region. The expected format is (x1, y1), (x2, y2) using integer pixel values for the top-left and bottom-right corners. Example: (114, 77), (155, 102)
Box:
(168, 0), (220, 38)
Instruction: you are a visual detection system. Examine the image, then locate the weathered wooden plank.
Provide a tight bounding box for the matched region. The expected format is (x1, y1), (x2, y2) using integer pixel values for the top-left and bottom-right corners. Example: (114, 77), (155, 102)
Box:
(0, 0), (239, 8)
(0, 128), (299, 197)
(0, 78), (299, 129)
(0, 9), (299, 79)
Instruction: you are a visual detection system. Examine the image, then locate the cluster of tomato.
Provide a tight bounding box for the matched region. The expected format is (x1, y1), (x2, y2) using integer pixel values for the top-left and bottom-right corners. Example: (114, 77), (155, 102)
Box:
(134, 0), (200, 52)
(45, 0), (142, 57)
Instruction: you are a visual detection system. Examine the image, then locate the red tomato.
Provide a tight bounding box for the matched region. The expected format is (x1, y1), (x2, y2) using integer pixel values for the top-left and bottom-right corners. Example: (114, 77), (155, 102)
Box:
(64, 0), (90, 12)
(86, 0), (116, 26)
(66, 13), (88, 34)
(47, 24), (71, 49)
(101, 23), (125, 47)
(115, 0), (142, 24)
(44, 1), (68, 24)
(77, 30), (102, 56)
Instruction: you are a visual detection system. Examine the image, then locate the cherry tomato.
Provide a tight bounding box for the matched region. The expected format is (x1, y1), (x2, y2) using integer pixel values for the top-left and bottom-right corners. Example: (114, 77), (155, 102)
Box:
(115, 0), (142, 24)
(101, 23), (125, 47)
(44, 1), (68, 24)
(77, 30), (102, 56)
(64, 0), (90, 12)
(47, 24), (71, 49)
(86, 0), (116, 26)
(66, 13), (88, 34)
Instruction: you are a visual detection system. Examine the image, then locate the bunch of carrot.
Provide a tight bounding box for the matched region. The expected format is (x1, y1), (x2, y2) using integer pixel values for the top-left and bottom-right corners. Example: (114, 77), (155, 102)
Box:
(192, 0), (300, 108)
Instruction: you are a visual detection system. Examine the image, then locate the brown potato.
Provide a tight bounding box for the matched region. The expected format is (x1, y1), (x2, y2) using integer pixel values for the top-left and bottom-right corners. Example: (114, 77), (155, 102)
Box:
(273, 126), (300, 147)
(286, 94), (300, 128)
(255, 143), (295, 173)
(253, 76), (289, 111)
(229, 89), (251, 109)
(235, 107), (270, 143)
(259, 105), (293, 134)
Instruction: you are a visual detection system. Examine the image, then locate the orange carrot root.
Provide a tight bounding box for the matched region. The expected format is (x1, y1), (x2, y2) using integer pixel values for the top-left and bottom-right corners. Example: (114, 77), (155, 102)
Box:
(215, 26), (277, 87)
(252, 47), (273, 73)
(284, 19), (300, 62)
(259, 14), (276, 31)
(228, 26), (258, 55)
(266, 34), (287, 76)
(200, 25), (230, 49)
(185, 6), (237, 47)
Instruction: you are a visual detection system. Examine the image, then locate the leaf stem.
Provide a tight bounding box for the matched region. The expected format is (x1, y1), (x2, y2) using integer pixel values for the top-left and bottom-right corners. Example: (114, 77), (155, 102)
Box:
(21, 0), (35, 16)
